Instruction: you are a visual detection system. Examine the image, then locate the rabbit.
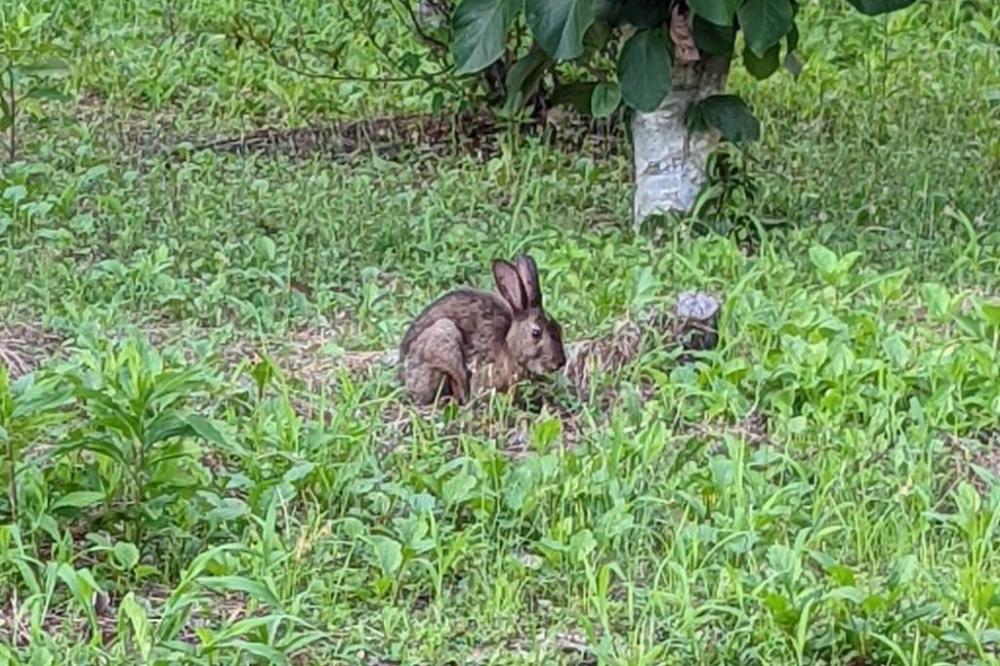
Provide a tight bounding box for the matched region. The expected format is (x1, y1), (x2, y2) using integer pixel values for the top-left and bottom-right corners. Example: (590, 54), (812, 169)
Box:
(399, 254), (566, 405)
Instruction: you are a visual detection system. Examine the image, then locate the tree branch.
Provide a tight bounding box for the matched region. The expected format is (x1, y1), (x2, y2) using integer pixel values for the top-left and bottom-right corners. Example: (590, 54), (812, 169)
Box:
(234, 15), (453, 84)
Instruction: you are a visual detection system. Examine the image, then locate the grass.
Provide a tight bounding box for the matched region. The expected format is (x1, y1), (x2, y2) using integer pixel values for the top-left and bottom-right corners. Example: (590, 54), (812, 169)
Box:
(1, 0), (999, 663)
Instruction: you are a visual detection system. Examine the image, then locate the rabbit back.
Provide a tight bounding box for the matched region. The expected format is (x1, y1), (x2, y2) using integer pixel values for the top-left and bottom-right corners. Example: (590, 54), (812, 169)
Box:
(400, 288), (512, 362)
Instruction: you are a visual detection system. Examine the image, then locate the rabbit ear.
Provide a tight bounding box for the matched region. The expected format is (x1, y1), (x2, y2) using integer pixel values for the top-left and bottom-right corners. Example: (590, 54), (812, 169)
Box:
(515, 254), (541, 308)
(492, 259), (526, 312)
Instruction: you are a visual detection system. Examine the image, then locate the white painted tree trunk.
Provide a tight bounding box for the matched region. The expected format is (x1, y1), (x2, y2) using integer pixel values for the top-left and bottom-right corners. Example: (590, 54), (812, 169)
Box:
(632, 56), (730, 227)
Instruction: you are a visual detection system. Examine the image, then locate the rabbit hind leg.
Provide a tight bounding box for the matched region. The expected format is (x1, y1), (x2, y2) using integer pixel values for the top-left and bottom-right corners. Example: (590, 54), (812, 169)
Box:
(403, 319), (470, 404)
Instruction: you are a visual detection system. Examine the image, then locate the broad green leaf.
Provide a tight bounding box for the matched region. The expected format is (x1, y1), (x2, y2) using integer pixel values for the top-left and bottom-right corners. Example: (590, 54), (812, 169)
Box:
(618, 28), (672, 112)
(206, 498), (250, 522)
(525, 0), (595, 60)
(144, 412), (192, 446)
(18, 57), (70, 77)
(3, 185), (27, 204)
(921, 283), (952, 320)
(113, 542), (140, 570)
(738, 0), (794, 56)
(224, 641), (287, 664)
(743, 43), (780, 80)
(827, 586), (865, 605)
(198, 575), (283, 609)
(502, 47), (552, 114)
(978, 301), (1000, 328)
(692, 17), (735, 56)
(687, 0), (741, 26)
(369, 536), (403, 576)
(51, 491), (104, 511)
(53, 436), (129, 467)
(568, 528), (596, 561)
(689, 94), (760, 143)
(183, 414), (228, 446)
(451, 0), (521, 75)
(845, 0), (917, 16)
(595, 0), (667, 28)
(786, 21), (800, 53)
(551, 81), (598, 113)
(882, 335), (910, 368)
(282, 461), (315, 484)
(10, 377), (73, 418)
(808, 244), (838, 277)
(25, 87), (72, 103)
(590, 81), (621, 117)
(442, 472), (477, 506)
(57, 563), (98, 607)
(118, 593), (153, 661)
(888, 554), (918, 590)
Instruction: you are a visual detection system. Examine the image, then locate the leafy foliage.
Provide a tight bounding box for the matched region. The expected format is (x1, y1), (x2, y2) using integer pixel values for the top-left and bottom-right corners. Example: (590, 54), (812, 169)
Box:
(616, 27), (672, 112)
(0, 0), (998, 662)
(449, 0), (919, 137)
(0, 4), (72, 160)
(685, 94), (760, 143)
(450, 0), (519, 75)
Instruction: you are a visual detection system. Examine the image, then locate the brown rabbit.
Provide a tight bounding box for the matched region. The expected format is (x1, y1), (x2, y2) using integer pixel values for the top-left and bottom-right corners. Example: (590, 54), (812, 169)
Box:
(400, 254), (566, 405)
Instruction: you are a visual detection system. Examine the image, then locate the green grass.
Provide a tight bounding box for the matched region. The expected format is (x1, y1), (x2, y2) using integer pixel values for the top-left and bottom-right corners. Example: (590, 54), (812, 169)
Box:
(1, 0), (999, 663)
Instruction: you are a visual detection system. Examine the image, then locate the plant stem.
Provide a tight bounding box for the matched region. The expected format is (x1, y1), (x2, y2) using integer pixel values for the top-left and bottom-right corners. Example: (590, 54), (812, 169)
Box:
(6, 68), (15, 162)
(5, 434), (16, 521)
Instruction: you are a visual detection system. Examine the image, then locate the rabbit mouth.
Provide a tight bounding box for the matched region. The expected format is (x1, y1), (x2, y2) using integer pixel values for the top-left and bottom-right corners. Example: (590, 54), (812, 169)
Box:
(527, 357), (565, 375)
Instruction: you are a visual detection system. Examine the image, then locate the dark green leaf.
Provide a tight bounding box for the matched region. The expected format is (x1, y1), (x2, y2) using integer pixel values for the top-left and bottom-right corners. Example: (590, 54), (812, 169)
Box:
(113, 542), (140, 570)
(692, 16), (735, 56)
(224, 641), (286, 664)
(451, 0), (521, 75)
(282, 461), (315, 484)
(786, 21), (800, 53)
(689, 94), (760, 143)
(18, 57), (70, 77)
(583, 21), (612, 50)
(11, 378), (73, 418)
(51, 491), (105, 511)
(144, 412), (191, 446)
(550, 81), (598, 113)
(590, 81), (621, 117)
(595, 0), (667, 28)
(145, 443), (196, 468)
(738, 0), (794, 56)
(198, 576), (283, 609)
(525, 0), (596, 60)
(687, 0), (741, 26)
(25, 87), (72, 103)
(845, 0), (917, 16)
(206, 498), (250, 522)
(183, 414), (228, 446)
(370, 536), (403, 576)
(618, 28), (672, 112)
(743, 43), (780, 80)
(502, 46), (552, 114)
(54, 436), (129, 467)
(979, 302), (1000, 329)
(808, 244), (839, 276)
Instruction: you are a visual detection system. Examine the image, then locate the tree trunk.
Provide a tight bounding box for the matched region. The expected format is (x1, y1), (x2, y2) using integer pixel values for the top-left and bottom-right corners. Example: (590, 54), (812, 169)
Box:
(631, 56), (730, 227)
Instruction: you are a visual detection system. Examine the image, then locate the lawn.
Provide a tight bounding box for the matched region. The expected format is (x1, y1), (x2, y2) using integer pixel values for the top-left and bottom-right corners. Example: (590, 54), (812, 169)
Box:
(1, 0), (999, 664)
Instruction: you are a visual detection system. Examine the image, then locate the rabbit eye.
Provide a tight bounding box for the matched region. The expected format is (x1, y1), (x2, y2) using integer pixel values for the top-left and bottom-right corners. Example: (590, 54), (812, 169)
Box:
(531, 326), (542, 339)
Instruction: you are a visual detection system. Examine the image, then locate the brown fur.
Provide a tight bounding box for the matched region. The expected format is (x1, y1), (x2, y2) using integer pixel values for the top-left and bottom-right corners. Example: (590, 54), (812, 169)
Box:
(399, 255), (566, 405)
